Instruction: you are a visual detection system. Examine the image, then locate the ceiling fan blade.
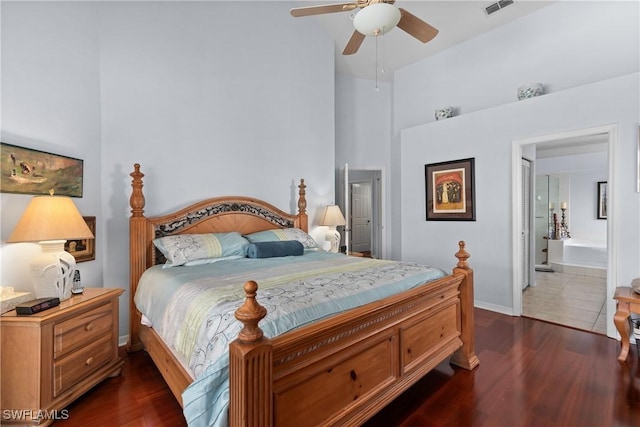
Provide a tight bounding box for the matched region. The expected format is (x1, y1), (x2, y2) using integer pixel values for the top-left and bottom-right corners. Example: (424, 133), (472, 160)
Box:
(342, 30), (365, 55)
(290, 2), (357, 17)
(397, 8), (439, 43)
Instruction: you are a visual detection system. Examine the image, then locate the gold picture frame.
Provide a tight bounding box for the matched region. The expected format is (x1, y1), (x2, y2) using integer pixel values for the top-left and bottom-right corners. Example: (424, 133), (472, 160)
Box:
(65, 216), (95, 262)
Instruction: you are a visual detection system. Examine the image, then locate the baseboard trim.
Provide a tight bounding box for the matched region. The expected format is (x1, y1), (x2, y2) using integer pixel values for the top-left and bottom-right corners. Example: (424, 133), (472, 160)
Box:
(475, 301), (514, 316)
(119, 334), (130, 347)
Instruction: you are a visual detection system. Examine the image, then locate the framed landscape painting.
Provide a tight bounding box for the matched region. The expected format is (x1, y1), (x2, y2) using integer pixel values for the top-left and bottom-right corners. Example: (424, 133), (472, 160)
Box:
(425, 158), (476, 221)
(0, 142), (83, 197)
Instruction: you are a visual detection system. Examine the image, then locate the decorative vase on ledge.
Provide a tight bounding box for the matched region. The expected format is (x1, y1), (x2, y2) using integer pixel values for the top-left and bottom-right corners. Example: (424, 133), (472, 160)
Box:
(435, 106), (455, 120)
(517, 83), (544, 100)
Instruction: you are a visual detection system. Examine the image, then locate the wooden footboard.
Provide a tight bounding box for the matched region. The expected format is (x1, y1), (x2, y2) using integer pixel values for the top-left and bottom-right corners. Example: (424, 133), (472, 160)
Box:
(229, 242), (478, 427)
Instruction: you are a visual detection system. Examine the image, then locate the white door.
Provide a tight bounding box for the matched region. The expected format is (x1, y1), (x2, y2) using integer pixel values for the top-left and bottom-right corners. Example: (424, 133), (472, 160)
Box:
(351, 182), (372, 253)
(521, 158), (532, 289)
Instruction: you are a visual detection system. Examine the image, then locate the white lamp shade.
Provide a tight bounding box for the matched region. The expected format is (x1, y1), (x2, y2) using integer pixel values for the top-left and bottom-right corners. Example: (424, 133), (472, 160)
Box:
(7, 195), (93, 243)
(353, 3), (401, 36)
(319, 205), (346, 227)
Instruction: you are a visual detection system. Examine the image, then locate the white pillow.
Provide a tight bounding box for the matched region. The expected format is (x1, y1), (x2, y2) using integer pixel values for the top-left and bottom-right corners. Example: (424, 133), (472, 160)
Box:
(153, 232), (249, 267)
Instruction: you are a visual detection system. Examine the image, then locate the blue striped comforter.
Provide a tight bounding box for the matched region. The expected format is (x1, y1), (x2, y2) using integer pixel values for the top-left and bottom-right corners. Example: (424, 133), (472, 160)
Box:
(134, 251), (446, 426)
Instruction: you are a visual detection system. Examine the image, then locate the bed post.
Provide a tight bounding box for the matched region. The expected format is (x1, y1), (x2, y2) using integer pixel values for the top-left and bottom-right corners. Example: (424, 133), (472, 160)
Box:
(450, 241), (480, 370)
(296, 179), (308, 233)
(229, 281), (273, 427)
(127, 163), (146, 352)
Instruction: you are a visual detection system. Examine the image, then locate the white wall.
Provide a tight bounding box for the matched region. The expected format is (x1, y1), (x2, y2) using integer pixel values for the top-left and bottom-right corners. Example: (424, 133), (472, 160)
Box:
(390, 1), (639, 262)
(1, 1), (337, 339)
(1, 2), (104, 294)
(401, 74), (639, 312)
(335, 75), (392, 257)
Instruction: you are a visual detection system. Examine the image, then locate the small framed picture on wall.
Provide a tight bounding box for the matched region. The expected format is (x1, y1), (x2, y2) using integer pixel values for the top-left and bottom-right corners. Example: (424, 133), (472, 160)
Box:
(597, 181), (607, 220)
(65, 216), (96, 262)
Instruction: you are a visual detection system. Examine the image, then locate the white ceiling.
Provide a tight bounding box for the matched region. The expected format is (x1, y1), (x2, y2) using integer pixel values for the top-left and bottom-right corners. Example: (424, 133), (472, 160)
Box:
(291, 0), (556, 81)
(536, 133), (609, 159)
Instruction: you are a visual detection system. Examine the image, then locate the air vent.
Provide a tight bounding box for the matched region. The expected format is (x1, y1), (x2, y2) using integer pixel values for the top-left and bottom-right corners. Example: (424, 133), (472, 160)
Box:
(485, 0), (514, 15)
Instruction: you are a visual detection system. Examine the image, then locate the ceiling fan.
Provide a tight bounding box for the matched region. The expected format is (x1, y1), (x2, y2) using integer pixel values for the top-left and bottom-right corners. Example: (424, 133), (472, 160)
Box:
(290, 0), (439, 55)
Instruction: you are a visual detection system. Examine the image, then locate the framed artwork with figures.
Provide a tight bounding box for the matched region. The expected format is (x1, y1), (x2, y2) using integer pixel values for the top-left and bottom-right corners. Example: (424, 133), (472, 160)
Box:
(425, 158), (476, 221)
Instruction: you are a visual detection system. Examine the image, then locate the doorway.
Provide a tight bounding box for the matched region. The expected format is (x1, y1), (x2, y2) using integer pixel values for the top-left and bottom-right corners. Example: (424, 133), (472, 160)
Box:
(512, 125), (617, 338)
(340, 168), (383, 259)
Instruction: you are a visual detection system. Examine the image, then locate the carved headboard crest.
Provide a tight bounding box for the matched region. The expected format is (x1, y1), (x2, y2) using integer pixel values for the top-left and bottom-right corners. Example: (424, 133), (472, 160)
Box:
(154, 202), (294, 238)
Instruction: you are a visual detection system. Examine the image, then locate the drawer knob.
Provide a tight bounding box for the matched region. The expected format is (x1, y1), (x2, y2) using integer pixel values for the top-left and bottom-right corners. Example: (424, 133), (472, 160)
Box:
(85, 323), (94, 332)
(85, 357), (94, 366)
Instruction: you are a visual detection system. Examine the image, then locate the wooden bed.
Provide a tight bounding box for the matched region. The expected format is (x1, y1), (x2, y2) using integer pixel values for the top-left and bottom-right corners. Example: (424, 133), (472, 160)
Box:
(127, 163), (479, 426)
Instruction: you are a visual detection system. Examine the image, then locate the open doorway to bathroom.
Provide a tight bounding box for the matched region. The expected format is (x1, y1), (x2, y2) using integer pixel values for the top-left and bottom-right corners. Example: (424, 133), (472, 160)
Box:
(534, 174), (559, 272)
(514, 126), (616, 337)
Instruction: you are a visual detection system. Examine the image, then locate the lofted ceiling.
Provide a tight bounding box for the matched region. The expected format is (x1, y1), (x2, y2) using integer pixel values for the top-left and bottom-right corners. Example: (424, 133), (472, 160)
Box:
(290, 0), (556, 81)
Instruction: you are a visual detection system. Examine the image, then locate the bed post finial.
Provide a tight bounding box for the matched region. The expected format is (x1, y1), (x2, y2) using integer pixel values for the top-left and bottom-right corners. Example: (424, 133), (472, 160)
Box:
(296, 179), (309, 232)
(455, 240), (470, 269)
(298, 179), (307, 215)
(235, 281), (267, 344)
(230, 281), (273, 426)
(130, 163), (145, 217)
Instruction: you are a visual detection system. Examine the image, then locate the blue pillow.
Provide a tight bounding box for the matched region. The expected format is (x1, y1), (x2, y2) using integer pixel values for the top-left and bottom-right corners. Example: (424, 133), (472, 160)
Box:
(245, 228), (318, 249)
(246, 240), (304, 259)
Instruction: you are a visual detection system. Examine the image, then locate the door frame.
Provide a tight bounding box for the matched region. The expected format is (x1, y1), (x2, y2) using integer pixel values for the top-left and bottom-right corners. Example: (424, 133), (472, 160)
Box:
(511, 124), (617, 337)
(520, 157), (534, 290)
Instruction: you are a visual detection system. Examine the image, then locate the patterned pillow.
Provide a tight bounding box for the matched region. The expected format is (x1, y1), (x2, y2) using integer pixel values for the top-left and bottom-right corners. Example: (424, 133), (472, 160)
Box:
(245, 228), (318, 249)
(153, 232), (250, 267)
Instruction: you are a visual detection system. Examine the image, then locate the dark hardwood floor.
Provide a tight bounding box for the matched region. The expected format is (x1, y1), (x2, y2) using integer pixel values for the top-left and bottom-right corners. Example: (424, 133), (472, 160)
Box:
(55, 308), (640, 426)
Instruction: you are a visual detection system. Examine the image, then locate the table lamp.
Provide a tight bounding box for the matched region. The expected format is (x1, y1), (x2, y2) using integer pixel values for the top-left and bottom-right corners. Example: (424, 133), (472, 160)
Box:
(7, 190), (94, 300)
(319, 205), (346, 253)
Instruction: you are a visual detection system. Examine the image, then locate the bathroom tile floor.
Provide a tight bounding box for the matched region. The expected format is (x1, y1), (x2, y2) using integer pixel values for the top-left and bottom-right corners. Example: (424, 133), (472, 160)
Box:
(523, 270), (607, 334)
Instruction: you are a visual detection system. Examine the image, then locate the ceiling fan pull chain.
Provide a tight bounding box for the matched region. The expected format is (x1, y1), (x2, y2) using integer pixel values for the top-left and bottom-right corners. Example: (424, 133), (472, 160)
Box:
(381, 26), (386, 75)
(375, 29), (380, 92)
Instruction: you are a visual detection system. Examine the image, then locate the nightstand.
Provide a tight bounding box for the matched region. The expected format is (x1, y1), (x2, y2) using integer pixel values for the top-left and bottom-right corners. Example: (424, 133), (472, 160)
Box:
(1, 288), (124, 425)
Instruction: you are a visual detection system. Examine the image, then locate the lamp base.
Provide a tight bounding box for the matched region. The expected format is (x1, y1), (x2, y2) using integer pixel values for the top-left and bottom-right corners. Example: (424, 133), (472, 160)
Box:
(325, 229), (341, 254)
(30, 240), (76, 301)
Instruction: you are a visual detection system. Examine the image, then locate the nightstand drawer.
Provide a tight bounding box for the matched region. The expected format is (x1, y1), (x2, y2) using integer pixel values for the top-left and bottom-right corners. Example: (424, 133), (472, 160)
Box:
(54, 302), (113, 359)
(53, 332), (113, 397)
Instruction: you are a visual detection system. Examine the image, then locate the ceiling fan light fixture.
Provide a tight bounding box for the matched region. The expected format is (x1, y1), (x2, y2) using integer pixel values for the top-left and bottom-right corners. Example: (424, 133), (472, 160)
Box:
(353, 3), (401, 36)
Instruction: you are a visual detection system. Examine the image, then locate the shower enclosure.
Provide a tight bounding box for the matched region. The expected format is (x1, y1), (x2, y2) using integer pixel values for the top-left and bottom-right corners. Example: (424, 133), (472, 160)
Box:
(535, 175), (559, 268)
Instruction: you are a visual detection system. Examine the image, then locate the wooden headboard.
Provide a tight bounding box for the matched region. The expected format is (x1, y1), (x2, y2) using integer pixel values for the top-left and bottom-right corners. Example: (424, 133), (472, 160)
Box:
(127, 163), (308, 351)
